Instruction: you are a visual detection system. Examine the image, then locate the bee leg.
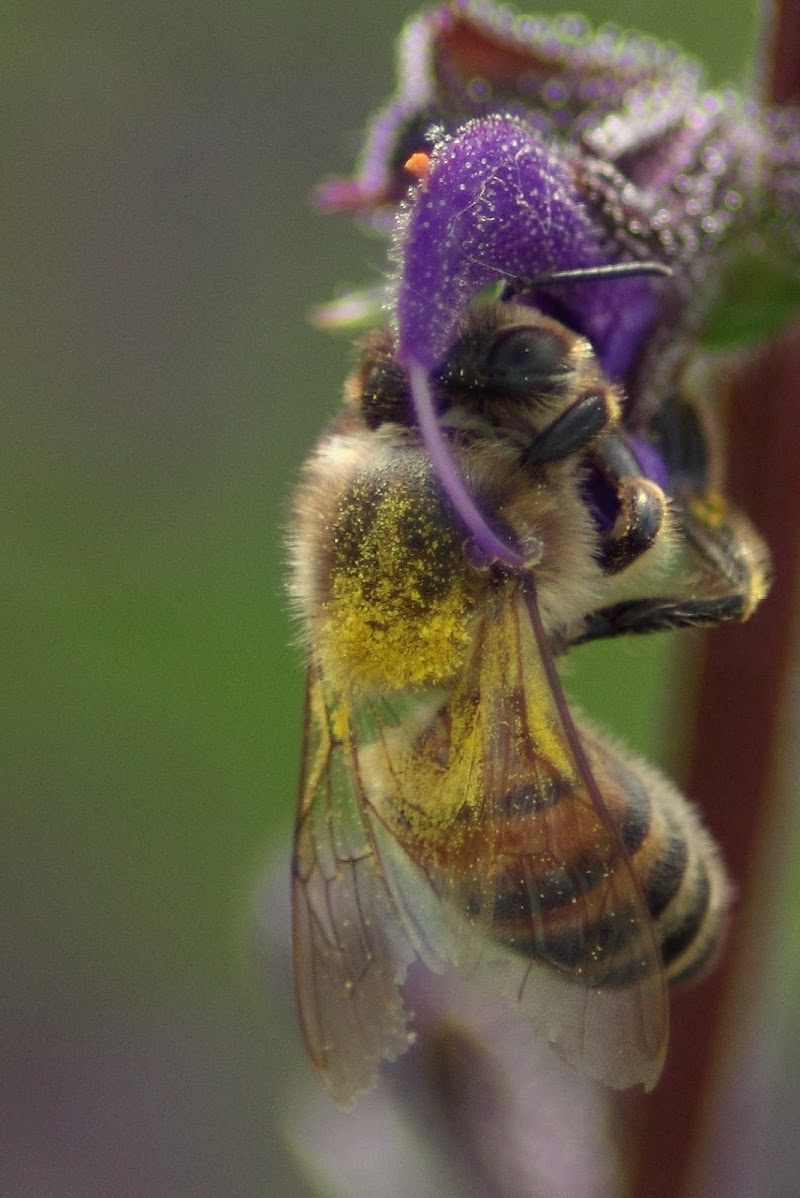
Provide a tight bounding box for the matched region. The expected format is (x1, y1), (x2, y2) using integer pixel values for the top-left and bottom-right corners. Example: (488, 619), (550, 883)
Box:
(647, 392), (711, 497)
(589, 432), (668, 575)
(574, 591), (751, 643)
(521, 391), (617, 467)
(573, 497), (771, 644)
(681, 495), (769, 602)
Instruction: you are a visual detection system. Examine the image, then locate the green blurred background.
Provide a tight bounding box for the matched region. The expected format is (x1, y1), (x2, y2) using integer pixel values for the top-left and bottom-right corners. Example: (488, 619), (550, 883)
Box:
(3, 2), (761, 1194)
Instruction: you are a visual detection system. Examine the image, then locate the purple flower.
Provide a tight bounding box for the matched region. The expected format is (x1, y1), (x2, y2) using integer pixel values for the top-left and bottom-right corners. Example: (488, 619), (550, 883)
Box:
(316, 1), (800, 415)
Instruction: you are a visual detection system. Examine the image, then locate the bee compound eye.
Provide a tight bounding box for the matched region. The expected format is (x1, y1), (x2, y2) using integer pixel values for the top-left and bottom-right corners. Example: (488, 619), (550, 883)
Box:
(480, 326), (570, 391)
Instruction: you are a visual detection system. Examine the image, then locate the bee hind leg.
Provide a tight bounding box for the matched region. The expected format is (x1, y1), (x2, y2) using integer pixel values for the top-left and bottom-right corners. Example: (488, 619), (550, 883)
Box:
(573, 591), (752, 643)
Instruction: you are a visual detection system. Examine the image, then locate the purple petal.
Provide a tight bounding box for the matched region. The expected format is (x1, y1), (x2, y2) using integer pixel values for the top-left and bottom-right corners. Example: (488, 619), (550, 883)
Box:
(393, 115), (660, 376)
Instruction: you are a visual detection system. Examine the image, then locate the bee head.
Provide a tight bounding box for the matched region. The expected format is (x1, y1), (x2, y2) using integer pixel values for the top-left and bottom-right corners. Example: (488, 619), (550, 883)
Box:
(437, 305), (577, 405)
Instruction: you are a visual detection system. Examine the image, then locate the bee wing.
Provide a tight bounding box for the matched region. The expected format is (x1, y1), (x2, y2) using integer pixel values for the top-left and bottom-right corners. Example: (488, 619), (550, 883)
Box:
(292, 669), (454, 1107)
(293, 577), (668, 1101)
(428, 580), (669, 1092)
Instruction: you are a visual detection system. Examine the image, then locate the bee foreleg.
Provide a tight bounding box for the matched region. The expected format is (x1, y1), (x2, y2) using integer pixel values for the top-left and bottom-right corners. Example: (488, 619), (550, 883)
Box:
(589, 431), (668, 574)
(596, 479), (667, 575)
(521, 391), (617, 467)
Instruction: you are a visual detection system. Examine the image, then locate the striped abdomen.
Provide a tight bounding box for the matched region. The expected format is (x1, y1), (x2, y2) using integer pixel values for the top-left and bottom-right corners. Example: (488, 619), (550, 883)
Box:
(477, 727), (731, 989)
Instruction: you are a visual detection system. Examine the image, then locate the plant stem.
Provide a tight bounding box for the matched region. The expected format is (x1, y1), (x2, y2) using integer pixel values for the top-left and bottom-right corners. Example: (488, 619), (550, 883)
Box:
(631, 5), (800, 1193)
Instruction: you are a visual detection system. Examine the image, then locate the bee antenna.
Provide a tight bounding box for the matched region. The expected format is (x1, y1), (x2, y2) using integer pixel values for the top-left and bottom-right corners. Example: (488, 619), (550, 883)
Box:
(512, 261), (674, 290)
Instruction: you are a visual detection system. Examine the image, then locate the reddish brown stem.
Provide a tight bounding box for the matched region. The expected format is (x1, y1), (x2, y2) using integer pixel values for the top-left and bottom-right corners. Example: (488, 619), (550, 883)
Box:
(631, 5), (800, 1194)
(631, 327), (800, 1198)
(763, 0), (800, 106)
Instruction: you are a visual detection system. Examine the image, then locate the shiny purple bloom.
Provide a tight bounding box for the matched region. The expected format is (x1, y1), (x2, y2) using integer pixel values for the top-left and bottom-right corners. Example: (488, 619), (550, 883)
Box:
(393, 114), (661, 380)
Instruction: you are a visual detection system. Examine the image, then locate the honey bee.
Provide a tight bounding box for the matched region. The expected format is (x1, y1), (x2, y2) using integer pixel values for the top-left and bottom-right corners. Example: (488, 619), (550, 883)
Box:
(289, 299), (768, 1106)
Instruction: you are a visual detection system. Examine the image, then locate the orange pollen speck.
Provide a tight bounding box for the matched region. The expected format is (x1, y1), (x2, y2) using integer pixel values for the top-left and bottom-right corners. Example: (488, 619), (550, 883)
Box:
(404, 152), (431, 182)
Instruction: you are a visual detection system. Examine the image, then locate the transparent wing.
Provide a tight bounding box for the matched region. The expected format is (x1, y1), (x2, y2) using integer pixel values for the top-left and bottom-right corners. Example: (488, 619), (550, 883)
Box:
(405, 579), (669, 1092)
(291, 669), (454, 1107)
(360, 579), (668, 1092)
(293, 576), (669, 1103)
